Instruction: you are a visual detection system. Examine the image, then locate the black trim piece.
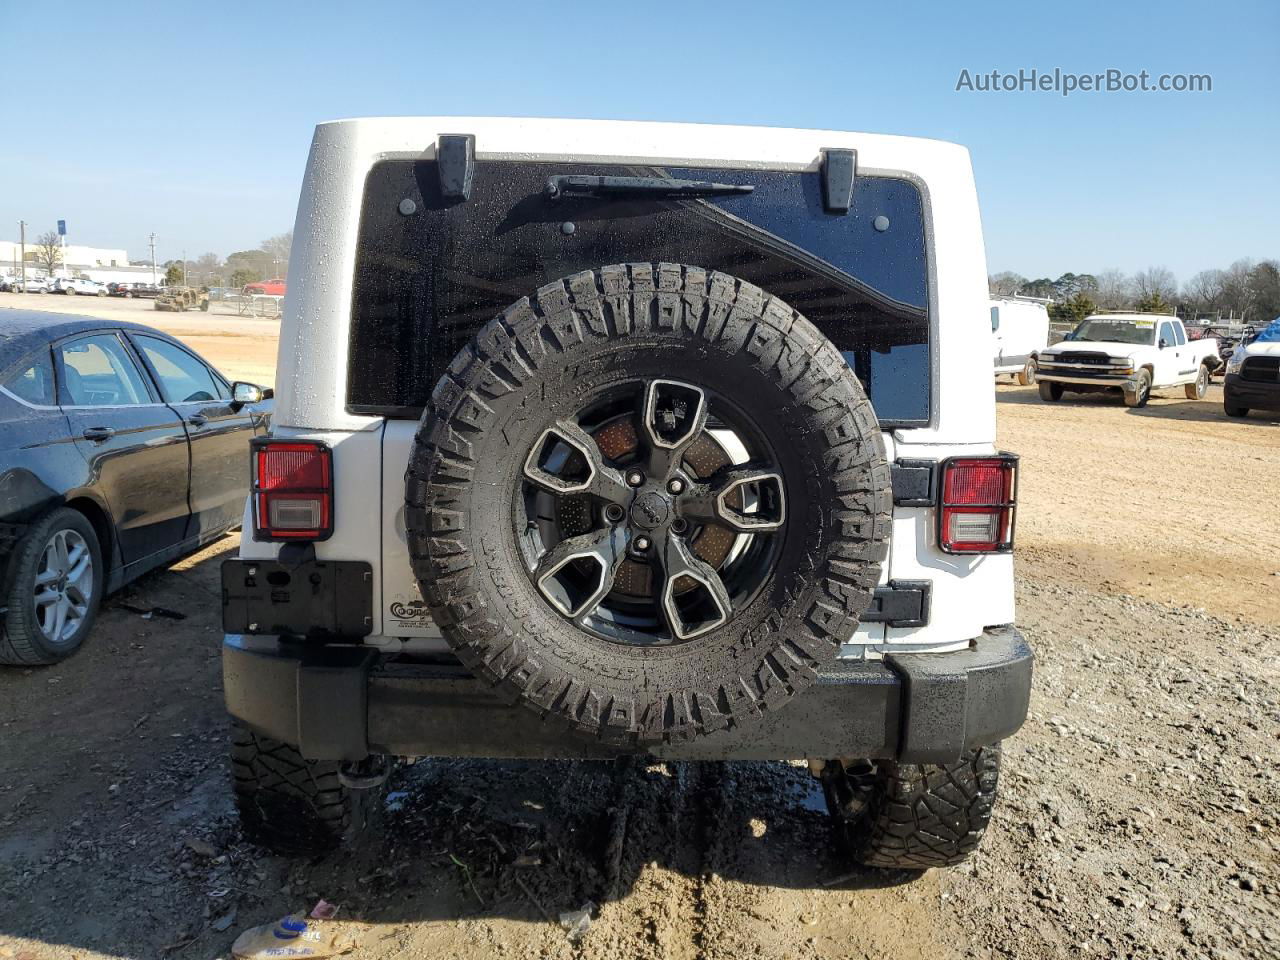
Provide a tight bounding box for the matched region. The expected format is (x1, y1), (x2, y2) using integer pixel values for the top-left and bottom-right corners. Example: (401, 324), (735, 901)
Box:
(221, 558), (373, 638)
(861, 579), (932, 628)
(222, 627), (1033, 763)
(436, 134), (475, 202)
(885, 633), (1033, 764)
(891, 458), (937, 506)
(820, 147), (856, 214)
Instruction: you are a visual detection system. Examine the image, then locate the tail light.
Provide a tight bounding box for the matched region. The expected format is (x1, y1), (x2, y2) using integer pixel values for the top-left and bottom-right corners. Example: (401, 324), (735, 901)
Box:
(938, 455), (1018, 554)
(251, 438), (333, 541)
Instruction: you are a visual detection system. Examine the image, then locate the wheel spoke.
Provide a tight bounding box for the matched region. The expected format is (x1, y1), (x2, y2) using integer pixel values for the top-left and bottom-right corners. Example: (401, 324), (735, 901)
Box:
(523, 419), (631, 505)
(682, 464), (786, 533)
(641, 380), (708, 480)
(53, 531), (70, 575)
(51, 595), (69, 642)
(534, 525), (630, 620)
(654, 532), (731, 640)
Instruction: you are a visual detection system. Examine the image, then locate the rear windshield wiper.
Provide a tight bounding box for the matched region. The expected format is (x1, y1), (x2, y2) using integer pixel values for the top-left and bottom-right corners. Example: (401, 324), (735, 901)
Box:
(544, 175), (754, 201)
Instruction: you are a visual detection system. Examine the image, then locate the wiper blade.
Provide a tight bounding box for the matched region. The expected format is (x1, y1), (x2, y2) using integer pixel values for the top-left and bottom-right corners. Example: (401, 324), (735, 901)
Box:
(544, 175), (754, 201)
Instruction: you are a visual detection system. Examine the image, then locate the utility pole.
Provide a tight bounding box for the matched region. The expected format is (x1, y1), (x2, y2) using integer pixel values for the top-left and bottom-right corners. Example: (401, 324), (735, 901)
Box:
(181, 249), (187, 286)
(18, 220), (26, 287)
(149, 233), (157, 285)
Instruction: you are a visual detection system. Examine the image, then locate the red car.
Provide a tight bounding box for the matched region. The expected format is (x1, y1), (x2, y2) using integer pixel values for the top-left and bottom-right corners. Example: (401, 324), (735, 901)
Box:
(243, 278), (286, 297)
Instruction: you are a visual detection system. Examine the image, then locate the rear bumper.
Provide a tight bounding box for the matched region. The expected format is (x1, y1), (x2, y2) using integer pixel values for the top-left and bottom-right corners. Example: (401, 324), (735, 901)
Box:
(222, 627), (1033, 764)
(1225, 373), (1280, 411)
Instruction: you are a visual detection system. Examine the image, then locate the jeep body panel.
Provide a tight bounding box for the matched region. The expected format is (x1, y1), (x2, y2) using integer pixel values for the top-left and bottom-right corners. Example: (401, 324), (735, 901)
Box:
(232, 118), (1012, 657)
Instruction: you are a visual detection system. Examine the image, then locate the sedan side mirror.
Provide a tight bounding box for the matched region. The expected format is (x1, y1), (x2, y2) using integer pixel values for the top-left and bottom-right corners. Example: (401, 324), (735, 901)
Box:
(232, 381), (264, 404)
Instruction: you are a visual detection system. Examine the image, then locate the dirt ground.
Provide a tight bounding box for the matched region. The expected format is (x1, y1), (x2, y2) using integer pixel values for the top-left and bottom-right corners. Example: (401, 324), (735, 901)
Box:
(1, 300), (1276, 959)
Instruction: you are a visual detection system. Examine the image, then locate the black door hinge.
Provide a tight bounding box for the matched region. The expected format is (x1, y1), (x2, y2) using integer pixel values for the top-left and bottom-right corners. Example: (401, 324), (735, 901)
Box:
(861, 580), (932, 628)
(891, 459), (937, 507)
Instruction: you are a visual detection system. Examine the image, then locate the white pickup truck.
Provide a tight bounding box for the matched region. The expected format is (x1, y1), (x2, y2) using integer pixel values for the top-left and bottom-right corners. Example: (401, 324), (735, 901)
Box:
(1036, 313), (1220, 407)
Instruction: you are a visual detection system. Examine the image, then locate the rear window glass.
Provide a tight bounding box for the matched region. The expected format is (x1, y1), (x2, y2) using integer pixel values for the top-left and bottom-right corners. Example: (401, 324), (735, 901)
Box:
(348, 159), (930, 424)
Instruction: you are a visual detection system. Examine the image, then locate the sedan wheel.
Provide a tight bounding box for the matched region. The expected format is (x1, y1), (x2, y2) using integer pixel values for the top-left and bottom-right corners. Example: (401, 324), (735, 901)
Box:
(0, 508), (104, 665)
(34, 529), (94, 645)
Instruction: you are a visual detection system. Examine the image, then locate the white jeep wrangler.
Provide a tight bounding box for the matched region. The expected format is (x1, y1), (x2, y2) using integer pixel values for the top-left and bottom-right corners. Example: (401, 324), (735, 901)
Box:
(221, 117), (1031, 870)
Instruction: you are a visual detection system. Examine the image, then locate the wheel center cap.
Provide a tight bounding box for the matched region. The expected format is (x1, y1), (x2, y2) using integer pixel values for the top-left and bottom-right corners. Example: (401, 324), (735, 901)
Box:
(630, 491), (671, 530)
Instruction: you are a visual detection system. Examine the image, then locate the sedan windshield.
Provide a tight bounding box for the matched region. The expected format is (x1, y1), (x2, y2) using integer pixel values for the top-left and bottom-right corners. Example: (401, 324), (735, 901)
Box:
(1072, 318), (1156, 345)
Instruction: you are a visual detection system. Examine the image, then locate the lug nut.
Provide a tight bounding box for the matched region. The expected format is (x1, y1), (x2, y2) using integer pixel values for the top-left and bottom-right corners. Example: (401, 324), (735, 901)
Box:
(626, 470), (645, 487)
(633, 536), (651, 552)
(670, 517), (688, 534)
(604, 504), (625, 522)
(667, 478), (685, 494)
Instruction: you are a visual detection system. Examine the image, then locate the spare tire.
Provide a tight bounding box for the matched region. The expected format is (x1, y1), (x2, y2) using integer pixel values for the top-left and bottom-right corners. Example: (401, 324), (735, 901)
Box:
(405, 263), (890, 747)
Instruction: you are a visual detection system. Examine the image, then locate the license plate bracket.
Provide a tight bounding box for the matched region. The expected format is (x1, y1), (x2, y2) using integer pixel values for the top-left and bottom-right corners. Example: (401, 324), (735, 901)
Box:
(221, 559), (373, 638)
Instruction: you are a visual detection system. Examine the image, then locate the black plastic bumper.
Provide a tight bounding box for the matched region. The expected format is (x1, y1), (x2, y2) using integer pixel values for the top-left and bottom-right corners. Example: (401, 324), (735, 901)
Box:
(1224, 373), (1280, 411)
(222, 627), (1032, 765)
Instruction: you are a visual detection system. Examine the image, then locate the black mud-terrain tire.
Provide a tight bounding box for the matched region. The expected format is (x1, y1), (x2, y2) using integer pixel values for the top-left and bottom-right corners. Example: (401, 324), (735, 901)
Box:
(824, 744), (1002, 870)
(1124, 369), (1152, 408)
(1038, 380), (1063, 402)
(230, 724), (369, 854)
(405, 263), (891, 747)
(0, 507), (104, 665)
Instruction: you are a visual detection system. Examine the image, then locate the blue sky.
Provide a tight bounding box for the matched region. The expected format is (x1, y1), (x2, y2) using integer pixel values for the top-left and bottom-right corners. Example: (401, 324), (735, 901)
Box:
(2, 0), (1275, 283)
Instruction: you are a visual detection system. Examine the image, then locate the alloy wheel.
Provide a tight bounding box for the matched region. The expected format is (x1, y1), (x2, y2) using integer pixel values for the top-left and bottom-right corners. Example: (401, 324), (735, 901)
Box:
(33, 528), (94, 645)
(519, 379), (786, 645)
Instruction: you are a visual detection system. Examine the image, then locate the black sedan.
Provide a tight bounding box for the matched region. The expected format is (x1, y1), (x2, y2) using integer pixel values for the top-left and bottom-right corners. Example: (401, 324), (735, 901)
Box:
(0, 311), (272, 664)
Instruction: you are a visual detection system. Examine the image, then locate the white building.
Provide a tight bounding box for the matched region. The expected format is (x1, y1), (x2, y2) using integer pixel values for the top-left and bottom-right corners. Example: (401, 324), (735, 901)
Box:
(1, 240), (140, 281)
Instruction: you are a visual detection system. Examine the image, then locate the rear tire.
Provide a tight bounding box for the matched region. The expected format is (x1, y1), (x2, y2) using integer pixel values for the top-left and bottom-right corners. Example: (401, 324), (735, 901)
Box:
(230, 724), (372, 855)
(0, 507), (103, 665)
(1124, 369), (1152, 408)
(1015, 359), (1037, 387)
(822, 744), (1002, 870)
(1037, 380), (1063, 402)
(1185, 365), (1209, 400)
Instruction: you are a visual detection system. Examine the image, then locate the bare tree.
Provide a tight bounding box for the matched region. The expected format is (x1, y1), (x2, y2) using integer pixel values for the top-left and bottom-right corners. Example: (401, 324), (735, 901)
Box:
(1183, 270), (1225, 317)
(259, 232), (293, 277)
(988, 271), (1026, 296)
(1132, 266), (1177, 303)
(192, 252), (223, 286)
(33, 230), (62, 276)
(1219, 259), (1256, 319)
(1093, 269), (1131, 309)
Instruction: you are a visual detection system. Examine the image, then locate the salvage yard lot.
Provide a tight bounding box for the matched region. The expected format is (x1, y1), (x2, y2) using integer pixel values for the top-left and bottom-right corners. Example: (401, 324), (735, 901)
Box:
(1, 296), (1277, 960)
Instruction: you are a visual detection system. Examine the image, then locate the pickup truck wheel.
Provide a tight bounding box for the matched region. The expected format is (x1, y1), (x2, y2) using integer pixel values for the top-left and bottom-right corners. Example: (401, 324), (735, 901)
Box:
(1184, 365), (1209, 400)
(1015, 359), (1037, 387)
(406, 263), (891, 747)
(1037, 380), (1062, 402)
(230, 724), (371, 854)
(1124, 369), (1152, 408)
(1224, 400), (1249, 418)
(822, 745), (1002, 870)
(0, 508), (103, 665)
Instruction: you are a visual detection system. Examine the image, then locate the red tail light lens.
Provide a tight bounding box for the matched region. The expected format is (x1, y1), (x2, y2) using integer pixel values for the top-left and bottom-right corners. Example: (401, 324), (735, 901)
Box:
(938, 455), (1018, 554)
(252, 439), (333, 541)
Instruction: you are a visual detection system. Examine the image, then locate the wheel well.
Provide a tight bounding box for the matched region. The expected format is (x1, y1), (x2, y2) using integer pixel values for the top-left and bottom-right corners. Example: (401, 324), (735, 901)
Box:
(64, 497), (113, 565)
